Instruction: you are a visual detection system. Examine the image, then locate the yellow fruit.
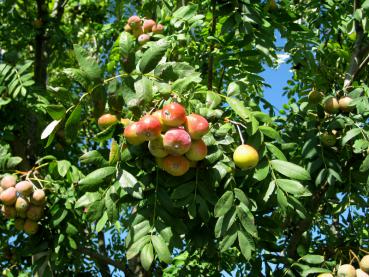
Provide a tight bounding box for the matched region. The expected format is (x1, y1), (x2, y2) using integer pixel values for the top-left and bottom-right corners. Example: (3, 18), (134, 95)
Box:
(339, 96), (354, 113)
(324, 97), (339, 114)
(360, 255), (369, 273)
(337, 264), (356, 277)
(233, 145), (259, 169)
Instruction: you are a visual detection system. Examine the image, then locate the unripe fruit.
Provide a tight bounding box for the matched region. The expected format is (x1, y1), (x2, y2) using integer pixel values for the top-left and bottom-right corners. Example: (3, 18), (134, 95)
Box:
(15, 181), (33, 196)
(185, 114), (209, 139)
(14, 218), (25, 231)
(0, 187), (17, 205)
(155, 157), (165, 169)
(143, 19), (156, 32)
(124, 122), (146, 145)
(324, 97), (339, 114)
(1, 205), (16, 219)
(320, 132), (336, 147)
(308, 90), (323, 104)
(339, 96), (354, 113)
(1, 175), (17, 189)
(337, 264), (356, 277)
(138, 34), (150, 45)
(23, 219), (39, 235)
(357, 269), (369, 277)
(136, 115), (162, 141)
(15, 197), (30, 213)
(185, 139), (208, 161)
(233, 144), (259, 169)
(162, 103), (187, 127)
(360, 255), (369, 273)
(128, 16), (141, 29)
(26, 205), (44, 221)
(148, 135), (168, 158)
(124, 23), (132, 32)
(152, 23), (164, 34)
(17, 210), (27, 219)
(30, 190), (46, 206)
(97, 114), (118, 129)
(163, 129), (192, 155)
(163, 155), (190, 176)
(121, 118), (133, 127)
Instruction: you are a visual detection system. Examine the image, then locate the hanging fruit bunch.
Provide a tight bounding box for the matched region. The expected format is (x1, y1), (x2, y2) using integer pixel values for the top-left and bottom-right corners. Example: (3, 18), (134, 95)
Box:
(124, 15), (164, 45)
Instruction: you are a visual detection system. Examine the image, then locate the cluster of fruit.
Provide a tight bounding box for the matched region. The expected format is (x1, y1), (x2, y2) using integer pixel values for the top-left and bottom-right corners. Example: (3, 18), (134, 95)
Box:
(121, 102), (209, 176)
(318, 255), (369, 277)
(124, 15), (164, 45)
(0, 175), (46, 235)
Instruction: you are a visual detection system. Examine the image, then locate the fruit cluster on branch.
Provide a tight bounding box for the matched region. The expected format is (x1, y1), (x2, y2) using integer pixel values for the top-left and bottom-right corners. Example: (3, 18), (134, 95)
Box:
(124, 15), (164, 45)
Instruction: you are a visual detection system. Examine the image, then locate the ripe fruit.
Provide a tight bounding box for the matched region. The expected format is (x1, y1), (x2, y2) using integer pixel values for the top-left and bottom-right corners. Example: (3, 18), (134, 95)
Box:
(152, 24), (164, 34)
(317, 274), (333, 277)
(185, 139), (208, 161)
(233, 144), (259, 169)
(0, 187), (17, 205)
(148, 135), (168, 158)
(324, 97), (339, 114)
(97, 114), (118, 129)
(360, 255), (369, 273)
(162, 103), (187, 127)
(138, 34), (150, 45)
(23, 219), (39, 235)
(357, 269), (369, 277)
(128, 15), (142, 29)
(15, 181), (33, 196)
(1, 175), (17, 189)
(185, 114), (209, 139)
(27, 205), (44, 221)
(163, 155), (190, 176)
(136, 115), (162, 141)
(30, 190), (46, 206)
(337, 264), (356, 277)
(308, 90), (323, 104)
(14, 218), (24, 231)
(1, 205), (16, 219)
(163, 128), (192, 155)
(143, 19), (156, 32)
(15, 197), (29, 213)
(320, 132), (336, 147)
(124, 122), (146, 145)
(339, 96), (354, 113)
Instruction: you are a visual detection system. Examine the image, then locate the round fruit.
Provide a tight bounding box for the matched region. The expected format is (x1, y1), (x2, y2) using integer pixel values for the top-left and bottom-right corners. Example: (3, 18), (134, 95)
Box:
(136, 115), (162, 141)
(143, 19), (156, 32)
(1, 175), (17, 189)
(233, 144), (259, 169)
(30, 190), (46, 206)
(308, 90), (323, 104)
(152, 23), (164, 34)
(360, 255), (369, 273)
(15, 181), (33, 196)
(152, 110), (164, 124)
(163, 155), (190, 176)
(148, 135), (168, 158)
(17, 210), (27, 219)
(124, 122), (146, 145)
(124, 23), (132, 32)
(337, 264), (356, 277)
(97, 114), (118, 129)
(138, 34), (150, 45)
(320, 132), (336, 147)
(23, 219), (39, 235)
(317, 274), (333, 277)
(185, 114), (209, 139)
(1, 205), (16, 219)
(163, 128), (192, 155)
(357, 269), (369, 277)
(185, 139), (208, 161)
(161, 103), (187, 127)
(14, 218), (25, 231)
(339, 96), (353, 113)
(0, 187), (17, 205)
(120, 118), (133, 127)
(324, 97), (339, 114)
(26, 205), (44, 221)
(128, 15), (141, 28)
(15, 197), (29, 213)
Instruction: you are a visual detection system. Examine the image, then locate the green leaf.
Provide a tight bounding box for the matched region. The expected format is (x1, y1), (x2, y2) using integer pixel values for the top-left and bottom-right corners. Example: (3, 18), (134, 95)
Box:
(238, 230), (254, 260)
(173, 4), (198, 20)
(277, 188), (288, 210)
(96, 211), (109, 232)
(41, 120), (61, 140)
(270, 160), (311, 180)
(134, 76), (153, 103)
(276, 179), (309, 196)
(263, 181), (276, 202)
(140, 243), (154, 271)
(265, 143), (287, 160)
(206, 91), (222, 109)
(68, 237), (77, 250)
(119, 170), (143, 199)
(73, 44), (101, 81)
(6, 157), (22, 168)
(259, 126), (281, 140)
(46, 105), (66, 120)
(234, 188), (249, 206)
(80, 150), (107, 166)
(126, 235), (151, 260)
(237, 203), (257, 238)
(66, 223), (78, 236)
(300, 254), (324, 264)
(226, 97), (251, 122)
(65, 104), (82, 142)
(78, 166), (116, 191)
(108, 139), (119, 165)
(219, 228), (238, 252)
(139, 40), (168, 74)
(57, 160), (71, 177)
(214, 208), (237, 238)
(341, 128), (362, 146)
(151, 235), (172, 264)
(214, 190), (234, 217)
(360, 155), (369, 172)
(75, 192), (101, 208)
(171, 182), (195, 200)
(253, 159), (270, 181)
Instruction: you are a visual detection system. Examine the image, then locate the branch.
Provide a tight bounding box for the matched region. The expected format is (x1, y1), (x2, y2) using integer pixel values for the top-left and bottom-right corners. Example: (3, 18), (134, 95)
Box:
(96, 232), (111, 277)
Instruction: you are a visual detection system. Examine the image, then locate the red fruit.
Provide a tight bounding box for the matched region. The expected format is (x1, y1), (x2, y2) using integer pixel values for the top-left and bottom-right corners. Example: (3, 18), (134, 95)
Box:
(163, 155), (190, 176)
(128, 15), (142, 28)
(1, 205), (16, 219)
(30, 190), (46, 206)
(27, 205), (44, 221)
(15, 197), (29, 213)
(152, 110), (164, 125)
(0, 187), (17, 205)
(138, 34), (150, 45)
(23, 219), (39, 235)
(136, 115), (162, 141)
(15, 181), (33, 196)
(124, 122), (146, 145)
(152, 23), (164, 34)
(97, 114), (118, 129)
(143, 19), (156, 32)
(185, 114), (209, 139)
(1, 175), (17, 189)
(162, 103), (187, 127)
(163, 128), (192, 155)
(185, 139), (208, 161)
(148, 135), (168, 158)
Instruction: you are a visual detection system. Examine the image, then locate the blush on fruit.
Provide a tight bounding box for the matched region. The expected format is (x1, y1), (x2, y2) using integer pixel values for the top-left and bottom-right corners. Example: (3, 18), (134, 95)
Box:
(136, 115), (162, 141)
(185, 114), (209, 139)
(1, 175), (17, 189)
(138, 34), (150, 45)
(23, 219), (39, 235)
(185, 139), (208, 161)
(124, 122), (146, 145)
(0, 187), (17, 205)
(148, 135), (168, 158)
(97, 114), (119, 129)
(143, 19), (156, 32)
(163, 128), (192, 155)
(152, 23), (164, 34)
(15, 181), (34, 196)
(161, 103), (187, 127)
(128, 15), (142, 29)
(163, 155), (190, 176)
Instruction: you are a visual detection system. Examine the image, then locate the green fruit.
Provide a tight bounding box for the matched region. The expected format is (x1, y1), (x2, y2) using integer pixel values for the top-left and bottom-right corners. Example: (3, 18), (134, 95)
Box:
(23, 219), (39, 235)
(320, 132), (337, 147)
(148, 135), (168, 158)
(339, 96), (354, 113)
(15, 197), (29, 213)
(26, 205), (44, 221)
(324, 97), (339, 114)
(14, 218), (25, 231)
(308, 90), (323, 104)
